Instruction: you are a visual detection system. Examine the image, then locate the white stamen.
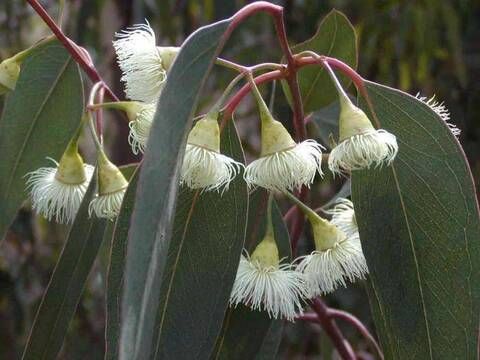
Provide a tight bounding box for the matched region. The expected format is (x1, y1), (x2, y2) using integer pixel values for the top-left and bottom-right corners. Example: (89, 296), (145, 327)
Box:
(128, 103), (156, 154)
(328, 198), (357, 237)
(88, 188), (126, 220)
(113, 22), (166, 103)
(180, 144), (243, 192)
(328, 130), (398, 174)
(296, 236), (367, 296)
(230, 253), (307, 321)
(25, 159), (94, 224)
(244, 140), (324, 191)
(415, 93), (460, 137)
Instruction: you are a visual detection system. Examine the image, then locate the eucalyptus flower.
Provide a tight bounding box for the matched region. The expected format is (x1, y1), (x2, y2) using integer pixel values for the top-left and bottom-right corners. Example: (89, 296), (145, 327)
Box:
(285, 193), (367, 296)
(181, 111), (243, 192)
(25, 140), (94, 223)
(244, 81), (323, 191)
(113, 22), (179, 103)
(296, 212), (367, 296)
(328, 94), (398, 174)
(323, 64), (398, 175)
(230, 206), (307, 321)
(88, 151), (128, 219)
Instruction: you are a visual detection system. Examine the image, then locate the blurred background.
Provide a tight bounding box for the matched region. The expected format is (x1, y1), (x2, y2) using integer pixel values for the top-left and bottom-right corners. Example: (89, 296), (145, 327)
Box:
(1, 0), (479, 358)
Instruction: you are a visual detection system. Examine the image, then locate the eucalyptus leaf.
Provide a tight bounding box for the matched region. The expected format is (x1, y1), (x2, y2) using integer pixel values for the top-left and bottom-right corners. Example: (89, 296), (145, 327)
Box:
(352, 82), (480, 359)
(105, 168), (139, 360)
(120, 18), (232, 359)
(288, 9), (357, 112)
(0, 40), (84, 240)
(22, 176), (106, 360)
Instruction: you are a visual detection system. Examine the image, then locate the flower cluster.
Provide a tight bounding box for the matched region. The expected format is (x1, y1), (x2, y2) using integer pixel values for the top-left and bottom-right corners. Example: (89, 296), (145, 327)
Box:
(22, 21), (402, 322)
(230, 197), (367, 321)
(25, 135), (129, 223)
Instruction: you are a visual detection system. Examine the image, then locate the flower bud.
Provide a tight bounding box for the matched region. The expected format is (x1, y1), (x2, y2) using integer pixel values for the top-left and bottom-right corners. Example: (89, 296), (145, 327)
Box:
(187, 113), (220, 153)
(250, 233), (280, 268)
(55, 140), (89, 184)
(97, 151), (128, 196)
(338, 95), (375, 142)
(0, 57), (21, 94)
(89, 151), (128, 219)
(157, 46), (180, 71)
(310, 215), (346, 251)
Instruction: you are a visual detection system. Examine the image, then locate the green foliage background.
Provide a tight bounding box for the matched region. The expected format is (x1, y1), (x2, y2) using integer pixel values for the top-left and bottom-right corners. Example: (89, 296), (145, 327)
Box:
(0, 0), (478, 358)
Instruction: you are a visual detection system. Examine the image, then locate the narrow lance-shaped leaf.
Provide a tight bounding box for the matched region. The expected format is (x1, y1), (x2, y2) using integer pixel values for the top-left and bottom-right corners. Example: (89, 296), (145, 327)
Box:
(120, 18), (232, 359)
(352, 82), (480, 359)
(105, 167), (139, 360)
(151, 119), (247, 359)
(22, 176), (106, 360)
(212, 189), (289, 360)
(0, 40), (84, 240)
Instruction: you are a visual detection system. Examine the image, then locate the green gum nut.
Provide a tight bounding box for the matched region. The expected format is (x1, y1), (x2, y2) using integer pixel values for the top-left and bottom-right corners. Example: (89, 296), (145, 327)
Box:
(338, 95), (376, 142)
(251, 234), (280, 268)
(260, 115), (296, 157)
(0, 58), (21, 94)
(97, 152), (128, 195)
(55, 140), (87, 185)
(157, 46), (180, 71)
(187, 114), (220, 153)
(310, 215), (346, 251)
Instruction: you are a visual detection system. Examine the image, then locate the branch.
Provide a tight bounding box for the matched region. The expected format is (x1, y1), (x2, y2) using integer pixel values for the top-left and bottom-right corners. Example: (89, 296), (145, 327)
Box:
(309, 298), (357, 360)
(329, 309), (384, 360)
(26, 0), (119, 102)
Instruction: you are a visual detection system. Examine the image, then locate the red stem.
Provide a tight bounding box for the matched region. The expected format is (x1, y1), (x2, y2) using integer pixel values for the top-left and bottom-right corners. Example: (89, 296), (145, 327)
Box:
(290, 187), (308, 254)
(310, 298), (357, 360)
(26, 0), (119, 102)
(296, 55), (366, 98)
(227, 1), (283, 34)
(329, 309), (384, 360)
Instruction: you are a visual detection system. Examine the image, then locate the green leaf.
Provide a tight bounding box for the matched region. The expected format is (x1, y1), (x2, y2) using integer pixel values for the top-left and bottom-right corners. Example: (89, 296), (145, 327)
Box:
(0, 40), (84, 240)
(255, 321), (284, 360)
(105, 168), (139, 360)
(120, 18), (232, 358)
(22, 175), (107, 360)
(351, 82), (480, 359)
(212, 189), (290, 360)
(290, 10), (357, 112)
(151, 119), (247, 359)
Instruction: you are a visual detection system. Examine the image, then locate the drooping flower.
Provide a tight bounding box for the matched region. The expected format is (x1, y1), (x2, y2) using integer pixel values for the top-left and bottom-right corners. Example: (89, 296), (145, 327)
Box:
(284, 192), (367, 297)
(25, 140), (94, 223)
(88, 151), (128, 219)
(230, 214), (307, 321)
(415, 93), (460, 137)
(113, 22), (179, 103)
(322, 63), (398, 175)
(244, 82), (323, 191)
(328, 95), (398, 174)
(296, 212), (367, 296)
(180, 111), (243, 192)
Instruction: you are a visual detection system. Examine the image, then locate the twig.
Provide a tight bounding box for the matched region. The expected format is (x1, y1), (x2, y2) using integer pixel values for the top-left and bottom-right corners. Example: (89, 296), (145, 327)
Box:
(26, 0), (119, 102)
(310, 298), (357, 360)
(329, 309), (384, 360)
